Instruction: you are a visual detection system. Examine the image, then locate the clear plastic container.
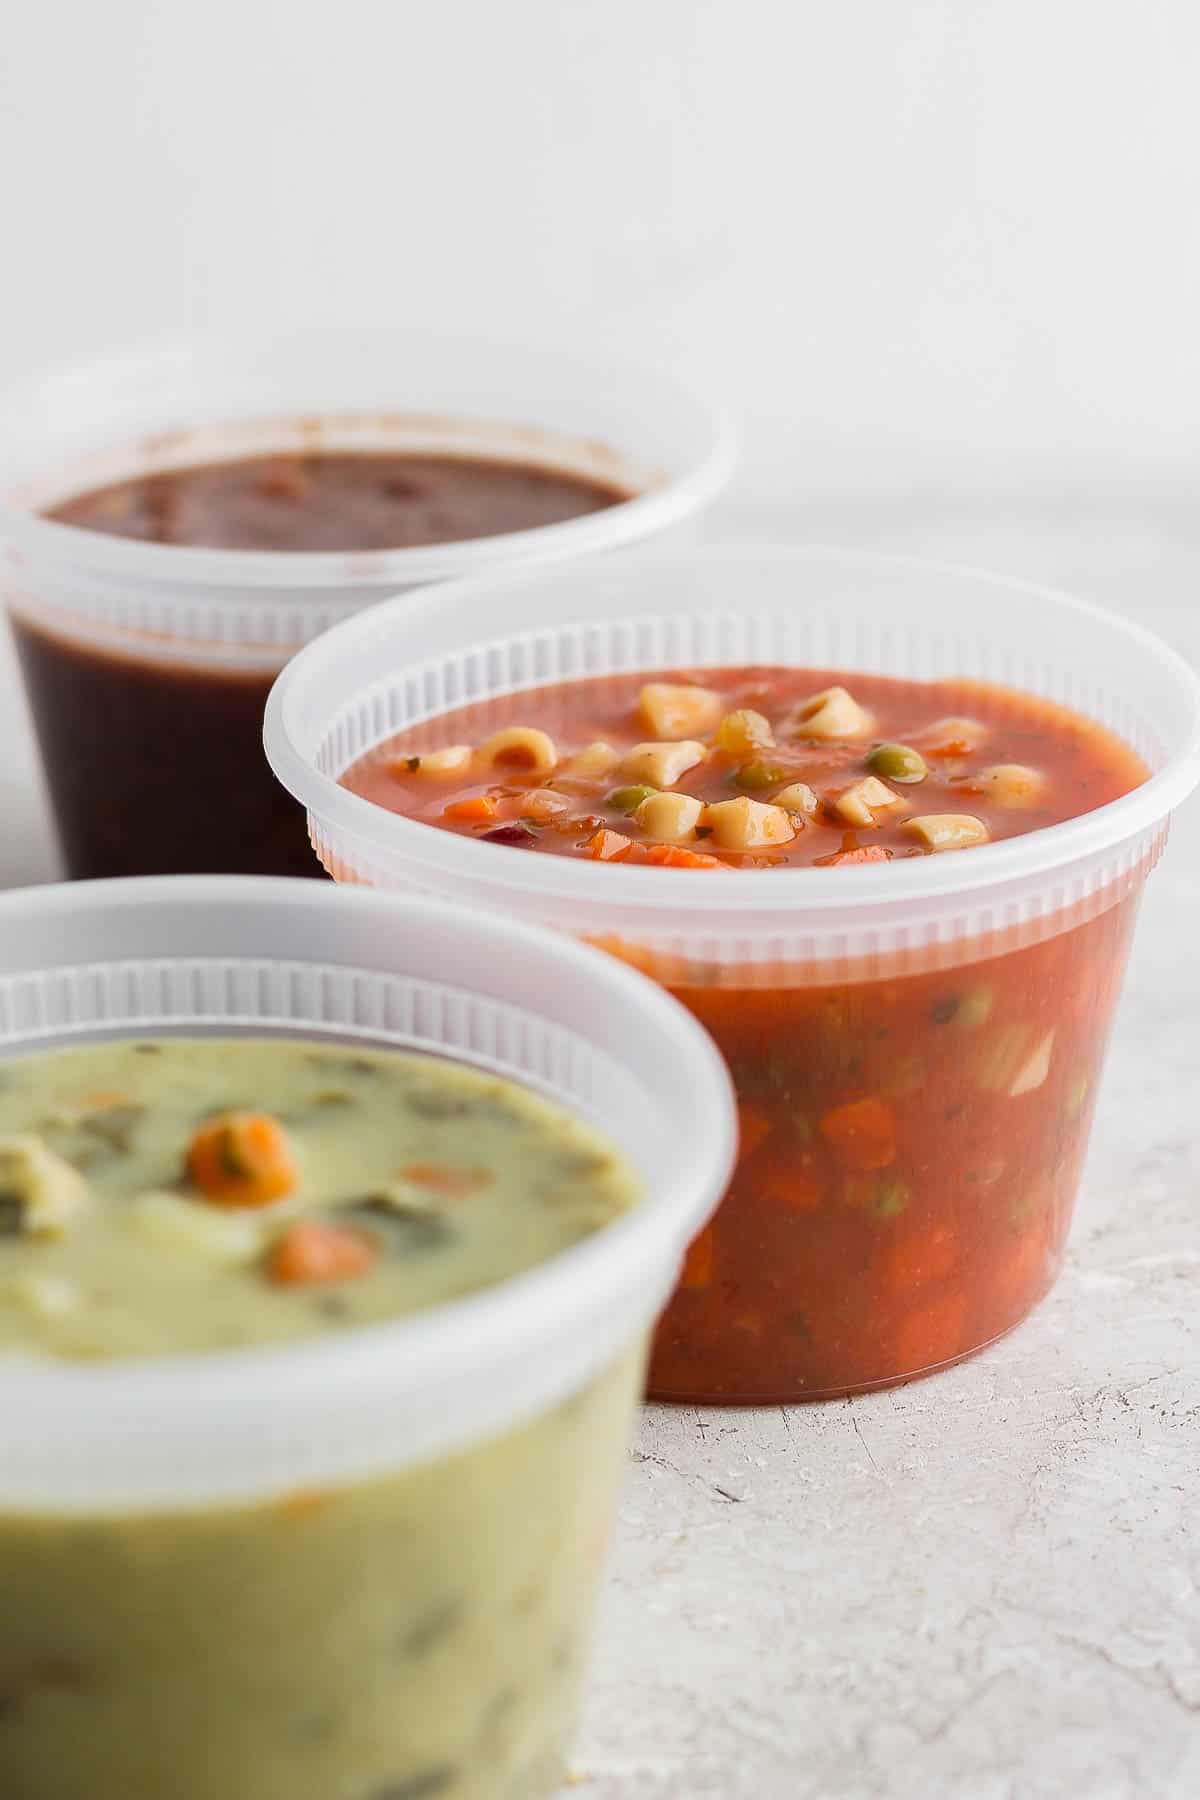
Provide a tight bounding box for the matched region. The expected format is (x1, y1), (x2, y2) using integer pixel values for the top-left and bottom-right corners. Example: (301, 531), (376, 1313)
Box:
(0, 875), (735, 1800)
(0, 327), (734, 880)
(264, 543), (1200, 1402)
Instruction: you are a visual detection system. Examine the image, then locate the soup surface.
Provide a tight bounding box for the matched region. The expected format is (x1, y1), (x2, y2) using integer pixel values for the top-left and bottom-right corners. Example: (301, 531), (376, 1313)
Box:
(21, 450), (631, 882)
(0, 1036), (637, 1359)
(343, 666), (1146, 867)
(43, 449), (629, 552)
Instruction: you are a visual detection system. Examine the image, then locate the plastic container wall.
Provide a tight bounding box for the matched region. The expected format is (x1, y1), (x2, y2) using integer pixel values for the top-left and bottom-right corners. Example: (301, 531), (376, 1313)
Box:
(264, 544), (1200, 1400)
(0, 329), (734, 879)
(0, 876), (735, 1800)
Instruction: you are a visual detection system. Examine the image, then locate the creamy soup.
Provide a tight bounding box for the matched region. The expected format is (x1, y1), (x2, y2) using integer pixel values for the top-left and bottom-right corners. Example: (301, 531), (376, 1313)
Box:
(0, 1035), (637, 1358)
(0, 1034), (644, 1800)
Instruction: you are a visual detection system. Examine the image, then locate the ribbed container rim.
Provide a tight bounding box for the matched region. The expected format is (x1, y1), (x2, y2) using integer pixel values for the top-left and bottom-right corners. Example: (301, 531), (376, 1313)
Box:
(0, 878), (735, 1510)
(0, 326), (736, 658)
(264, 542), (1200, 971)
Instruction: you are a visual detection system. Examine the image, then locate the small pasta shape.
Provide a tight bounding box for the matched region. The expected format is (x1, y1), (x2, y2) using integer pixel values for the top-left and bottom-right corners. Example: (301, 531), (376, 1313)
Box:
(634, 791), (705, 842)
(714, 709), (776, 755)
(563, 741), (621, 780)
(773, 781), (820, 816)
(620, 740), (707, 786)
(972, 763), (1045, 808)
(638, 683), (723, 739)
(702, 796), (796, 850)
(905, 814), (990, 851)
(787, 685), (873, 740)
(479, 727), (559, 775)
(831, 776), (905, 828)
(397, 744), (474, 779)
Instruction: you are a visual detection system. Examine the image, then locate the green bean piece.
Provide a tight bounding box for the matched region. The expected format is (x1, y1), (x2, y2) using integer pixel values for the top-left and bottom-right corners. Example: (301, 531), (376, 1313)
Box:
(866, 742), (928, 784)
(605, 784), (659, 815)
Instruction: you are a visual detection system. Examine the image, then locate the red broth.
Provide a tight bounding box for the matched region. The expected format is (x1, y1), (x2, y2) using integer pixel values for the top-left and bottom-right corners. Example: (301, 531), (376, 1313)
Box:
(342, 667), (1148, 1400)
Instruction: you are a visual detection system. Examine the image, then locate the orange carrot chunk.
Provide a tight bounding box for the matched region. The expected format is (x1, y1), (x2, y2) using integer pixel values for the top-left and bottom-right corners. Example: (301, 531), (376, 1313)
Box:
(818, 1095), (897, 1171)
(187, 1112), (298, 1207)
(583, 828), (635, 862)
(443, 794), (499, 824)
(882, 1223), (959, 1294)
(267, 1220), (379, 1286)
(757, 1165), (824, 1212)
(893, 1292), (968, 1374)
(642, 843), (726, 870)
(820, 845), (891, 867)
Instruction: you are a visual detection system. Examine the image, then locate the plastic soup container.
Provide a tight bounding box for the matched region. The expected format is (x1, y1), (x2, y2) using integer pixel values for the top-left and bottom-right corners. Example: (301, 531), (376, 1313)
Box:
(0, 877), (734, 1800)
(265, 544), (1200, 1403)
(0, 328), (733, 880)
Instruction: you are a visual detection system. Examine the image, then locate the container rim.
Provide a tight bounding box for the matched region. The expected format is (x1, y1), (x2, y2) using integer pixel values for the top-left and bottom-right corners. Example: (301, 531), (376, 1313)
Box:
(0, 877), (736, 1507)
(263, 541), (1200, 928)
(0, 325), (737, 597)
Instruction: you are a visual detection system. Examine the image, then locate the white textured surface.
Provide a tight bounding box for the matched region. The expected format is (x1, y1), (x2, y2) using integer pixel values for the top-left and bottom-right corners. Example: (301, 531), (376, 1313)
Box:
(2, 499), (1198, 1798)
(573, 502), (1200, 1800)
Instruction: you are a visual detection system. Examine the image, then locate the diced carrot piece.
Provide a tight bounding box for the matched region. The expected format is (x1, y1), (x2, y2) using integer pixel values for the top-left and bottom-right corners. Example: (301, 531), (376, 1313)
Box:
(756, 1164), (824, 1212)
(187, 1112), (297, 1207)
(924, 733), (975, 760)
(641, 843), (726, 870)
(583, 828), (635, 862)
(881, 1223), (958, 1294)
(991, 1229), (1051, 1311)
(893, 1293), (968, 1375)
(680, 1225), (716, 1288)
(737, 1101), (774, 1160)
(398, 1163), (492, 1199)
(819, 845), (891, 867)
(818, 1095), (897, 1170)
(267, 1220), (379, 1286)
(443, 794), (498, 824)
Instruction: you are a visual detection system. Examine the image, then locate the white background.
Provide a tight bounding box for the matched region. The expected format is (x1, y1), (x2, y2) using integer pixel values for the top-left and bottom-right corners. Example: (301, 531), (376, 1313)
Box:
(3, 0), (1200, 502)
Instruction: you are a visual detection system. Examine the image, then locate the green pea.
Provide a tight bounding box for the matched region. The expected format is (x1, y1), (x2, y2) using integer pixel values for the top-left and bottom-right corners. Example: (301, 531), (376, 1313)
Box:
(866, 742), (928, 784)
(605, 784), (658, 815)
(732, 760), (786, 791)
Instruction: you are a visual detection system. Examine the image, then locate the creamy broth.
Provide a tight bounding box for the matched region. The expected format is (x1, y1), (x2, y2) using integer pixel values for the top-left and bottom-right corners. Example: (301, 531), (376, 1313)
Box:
(0, 1034), (645, 1799)
(0, 1036), (638, 1358)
